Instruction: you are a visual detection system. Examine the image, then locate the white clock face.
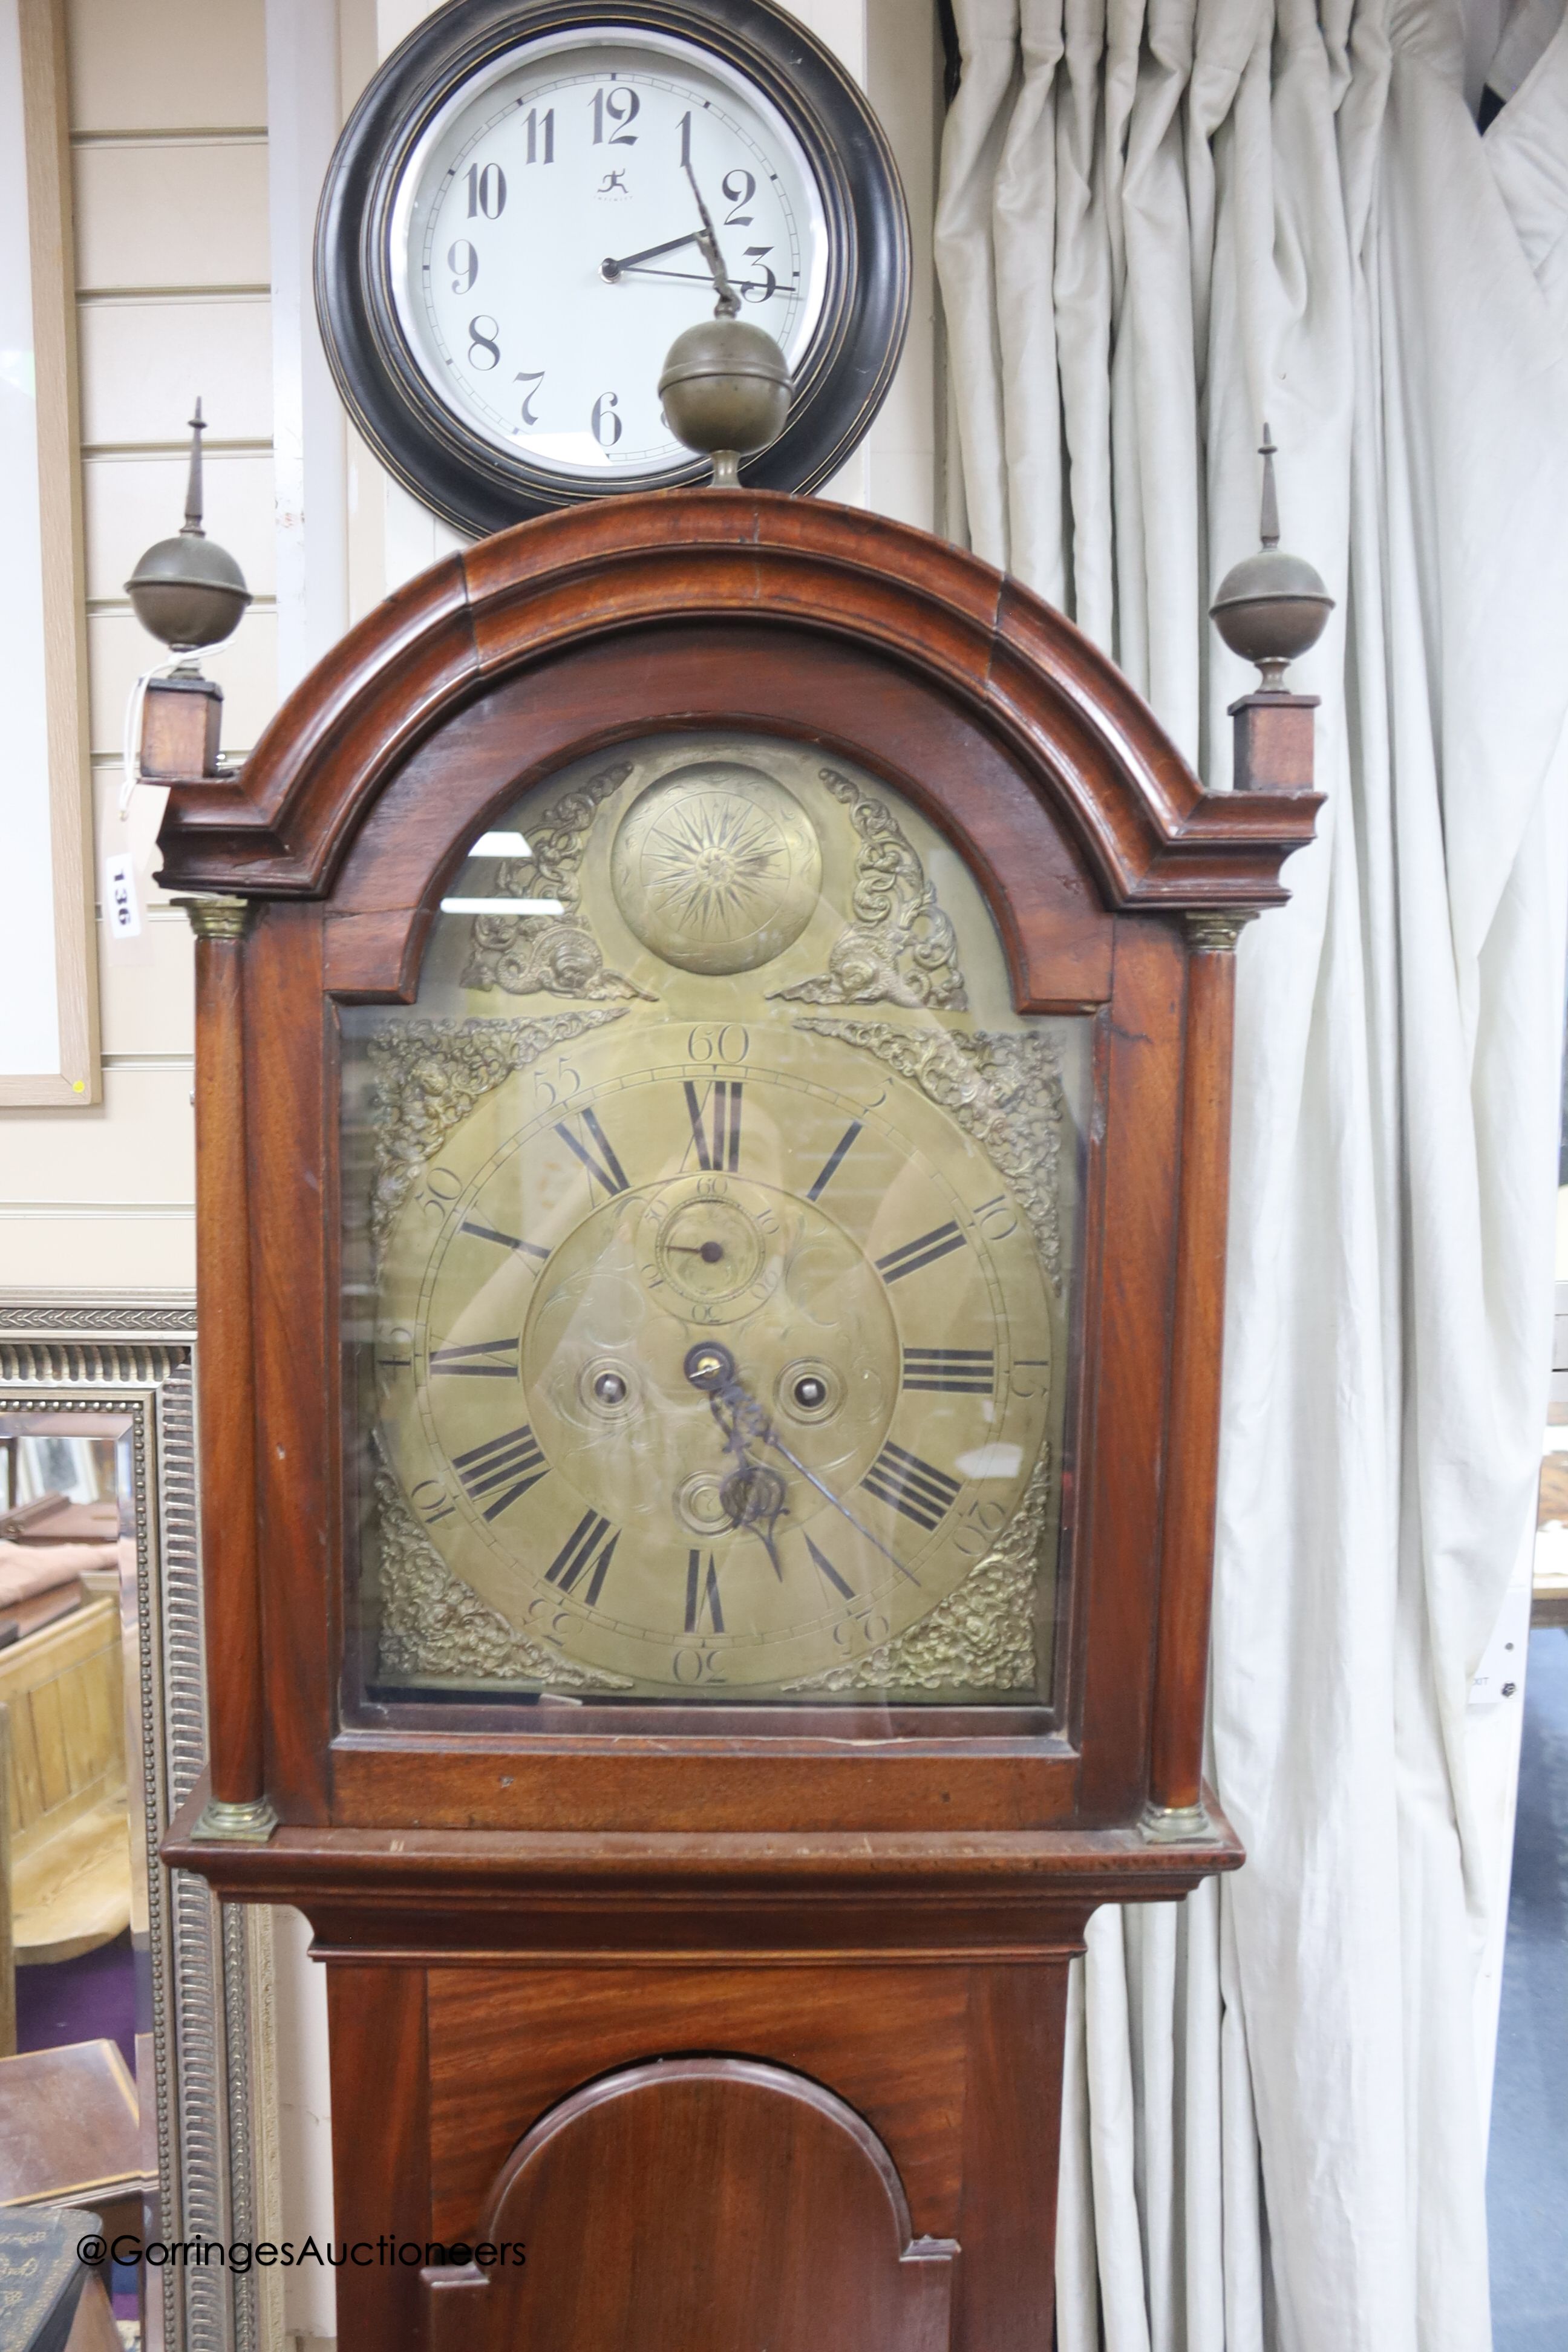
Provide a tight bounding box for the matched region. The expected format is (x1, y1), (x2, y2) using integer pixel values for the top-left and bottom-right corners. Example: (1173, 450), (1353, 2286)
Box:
(389, 29), (830, 485)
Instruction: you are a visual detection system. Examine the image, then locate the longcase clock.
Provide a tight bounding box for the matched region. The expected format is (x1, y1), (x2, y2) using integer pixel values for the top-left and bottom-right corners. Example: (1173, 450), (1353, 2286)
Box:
(160, 492), (1318, 2350)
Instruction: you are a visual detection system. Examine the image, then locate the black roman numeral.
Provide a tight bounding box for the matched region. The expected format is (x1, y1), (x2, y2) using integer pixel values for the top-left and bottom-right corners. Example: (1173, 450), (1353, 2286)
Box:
(805, 1120), (863, 1203)
(862, 1442), (961, 1532)
(683, 1079), (742, 1172)
(544, 1510), (619, 1606)
(804, 1534), (854, 1601)
(429, 1337), (519, 1378)
(875, 1221), (967, 1284)
(901, 1347), (995, 1395)
(685, 1548), (724, 1632)
(452, 1425), (547, 1519)
(555, 1108), (629, 1197)
(460, 1219), (550, 1262)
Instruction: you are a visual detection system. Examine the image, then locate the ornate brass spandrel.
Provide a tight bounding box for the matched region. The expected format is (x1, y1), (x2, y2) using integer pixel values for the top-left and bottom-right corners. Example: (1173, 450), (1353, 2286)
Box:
(460, 759), (654, 1001)
(366, 1007), (629, 1269)
(371, 1450), (632, 1690)
(768, 767), (967, 1010)
(782, 1449), (1050, 1695)
(791, 1018), (1067, 1294)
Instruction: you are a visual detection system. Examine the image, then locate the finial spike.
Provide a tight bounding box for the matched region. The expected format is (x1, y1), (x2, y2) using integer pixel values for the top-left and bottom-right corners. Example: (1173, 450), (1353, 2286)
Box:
(1259, 420), (1280, 550)
(183, 398), (206, 537)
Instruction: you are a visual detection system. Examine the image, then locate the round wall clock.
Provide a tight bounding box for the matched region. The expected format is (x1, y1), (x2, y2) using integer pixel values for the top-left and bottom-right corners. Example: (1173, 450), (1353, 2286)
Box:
(316, 0), (911, 533)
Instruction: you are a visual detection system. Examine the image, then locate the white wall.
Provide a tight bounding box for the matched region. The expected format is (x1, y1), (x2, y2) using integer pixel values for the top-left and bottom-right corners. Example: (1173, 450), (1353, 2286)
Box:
(0, 0), (275, 1289)
(0, 0), (939, 1311)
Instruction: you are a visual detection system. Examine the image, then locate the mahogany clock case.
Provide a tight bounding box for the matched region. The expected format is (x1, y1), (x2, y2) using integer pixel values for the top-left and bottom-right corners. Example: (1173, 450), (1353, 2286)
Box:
(155, 492), (1318, 1842)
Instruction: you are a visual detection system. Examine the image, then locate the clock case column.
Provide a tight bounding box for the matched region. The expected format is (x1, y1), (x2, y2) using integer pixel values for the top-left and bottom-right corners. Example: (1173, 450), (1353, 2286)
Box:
(157, 494), (1318, 2348)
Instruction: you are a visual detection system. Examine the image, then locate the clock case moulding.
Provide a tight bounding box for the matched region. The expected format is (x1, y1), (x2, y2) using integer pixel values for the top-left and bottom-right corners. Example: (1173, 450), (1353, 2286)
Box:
(316, 0), (911, 531)
(157, 492), (1318, 2352)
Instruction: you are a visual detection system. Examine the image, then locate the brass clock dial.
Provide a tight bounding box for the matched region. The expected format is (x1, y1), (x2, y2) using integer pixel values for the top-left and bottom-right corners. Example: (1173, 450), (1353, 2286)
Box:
(350, 734), (1081, 1707)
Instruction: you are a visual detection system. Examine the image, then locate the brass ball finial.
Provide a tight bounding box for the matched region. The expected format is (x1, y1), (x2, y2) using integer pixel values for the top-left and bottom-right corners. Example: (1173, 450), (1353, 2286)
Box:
(658, 316), (792, 488)
(1209, 424), (1333, 690)
(125, 399), (252, 658)
(654, 157), (792, 488)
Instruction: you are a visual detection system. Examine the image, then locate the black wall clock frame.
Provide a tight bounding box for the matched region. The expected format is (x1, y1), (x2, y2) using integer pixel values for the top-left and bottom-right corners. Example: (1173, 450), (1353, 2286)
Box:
(316, 0), (912, 535)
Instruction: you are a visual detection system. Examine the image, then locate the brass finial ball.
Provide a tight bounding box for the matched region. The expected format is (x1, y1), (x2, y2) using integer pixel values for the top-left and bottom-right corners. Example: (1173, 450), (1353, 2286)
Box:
(1210, 425), (1333, 688)
(125, 400), (251, 655)
(658, 316), (791, 489)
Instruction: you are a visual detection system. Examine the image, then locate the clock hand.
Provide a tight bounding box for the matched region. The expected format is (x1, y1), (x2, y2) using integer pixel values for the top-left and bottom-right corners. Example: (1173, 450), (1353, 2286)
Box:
(751, 1420), (920, 1586)
(599, 229), (703, 284)
(684, 1344), (917, 1585)
(610, 266), (791, 295)
(682, 158), (740, 318)
(719, 1459), (788, 1580)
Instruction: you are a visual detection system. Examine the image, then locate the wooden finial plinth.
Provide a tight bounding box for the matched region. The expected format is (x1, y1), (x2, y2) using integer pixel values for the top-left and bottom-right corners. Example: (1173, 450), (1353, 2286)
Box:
(1229, 688), (1318, 795)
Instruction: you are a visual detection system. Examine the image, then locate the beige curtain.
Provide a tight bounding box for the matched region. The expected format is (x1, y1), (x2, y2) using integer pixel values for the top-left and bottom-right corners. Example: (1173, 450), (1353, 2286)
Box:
(936, 2), (1568, 2345)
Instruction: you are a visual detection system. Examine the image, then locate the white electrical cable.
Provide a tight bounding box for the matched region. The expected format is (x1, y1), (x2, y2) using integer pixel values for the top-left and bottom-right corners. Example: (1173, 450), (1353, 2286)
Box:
(119, 659), (183, 817)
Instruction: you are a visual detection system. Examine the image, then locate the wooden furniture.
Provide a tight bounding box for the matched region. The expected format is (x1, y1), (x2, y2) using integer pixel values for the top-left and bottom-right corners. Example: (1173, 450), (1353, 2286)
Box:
(0, 1597), (130, 1965)
(160, 493), (1318, 2350)
(0, 2039), (143, 2220)
(0, 1497), (119, 1546)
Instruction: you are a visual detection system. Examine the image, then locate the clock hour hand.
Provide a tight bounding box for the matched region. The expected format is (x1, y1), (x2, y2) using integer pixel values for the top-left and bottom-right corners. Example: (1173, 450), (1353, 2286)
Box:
(599, 230), (702, 284)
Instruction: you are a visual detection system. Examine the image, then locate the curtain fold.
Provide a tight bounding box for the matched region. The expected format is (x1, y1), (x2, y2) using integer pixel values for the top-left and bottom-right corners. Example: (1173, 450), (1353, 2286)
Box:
(935, 4), (1568, 2345)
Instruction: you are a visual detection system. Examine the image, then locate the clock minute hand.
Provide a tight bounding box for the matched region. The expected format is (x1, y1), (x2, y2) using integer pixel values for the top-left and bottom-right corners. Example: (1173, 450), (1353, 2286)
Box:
(682, 158), (740, 318)
(599, 230), (703, 284)
(753, 1421), (920, 1586)
(684, 1344), (916, 1587)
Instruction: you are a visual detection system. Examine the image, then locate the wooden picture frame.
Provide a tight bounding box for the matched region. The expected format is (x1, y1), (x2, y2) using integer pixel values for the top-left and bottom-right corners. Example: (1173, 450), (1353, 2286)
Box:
(0, 0), (98, 1107)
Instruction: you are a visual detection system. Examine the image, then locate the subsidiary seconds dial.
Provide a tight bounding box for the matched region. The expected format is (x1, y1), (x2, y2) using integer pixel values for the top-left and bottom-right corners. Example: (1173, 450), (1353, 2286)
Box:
(317, 2), (910, 530)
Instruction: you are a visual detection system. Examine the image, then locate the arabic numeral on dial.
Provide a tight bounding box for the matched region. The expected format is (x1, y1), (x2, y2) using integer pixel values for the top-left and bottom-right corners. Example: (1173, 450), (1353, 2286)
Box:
(465, 160), (506, 218)
(515, 369), (544, 426)
(447, 239), (477, 293)
(670, 1642), (725, 1684)
(743, 247), (777, 304)
(423, 1165), (463, 1215)
(524, 105), (554, 163)
(532, 1056), (583, 1110)
(467, 316), (501, 370)
(686, 1024), (750, 1064)
(722, 169), (756, 224)
(973, 1191), (1019, 1241)
(410, 1477), (456, 1524)
(831, 1607), (890, 1653)
(591, 391), (622, 448)
(591, 85), (639, 145)
(953, 1495), (1009, 1557)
